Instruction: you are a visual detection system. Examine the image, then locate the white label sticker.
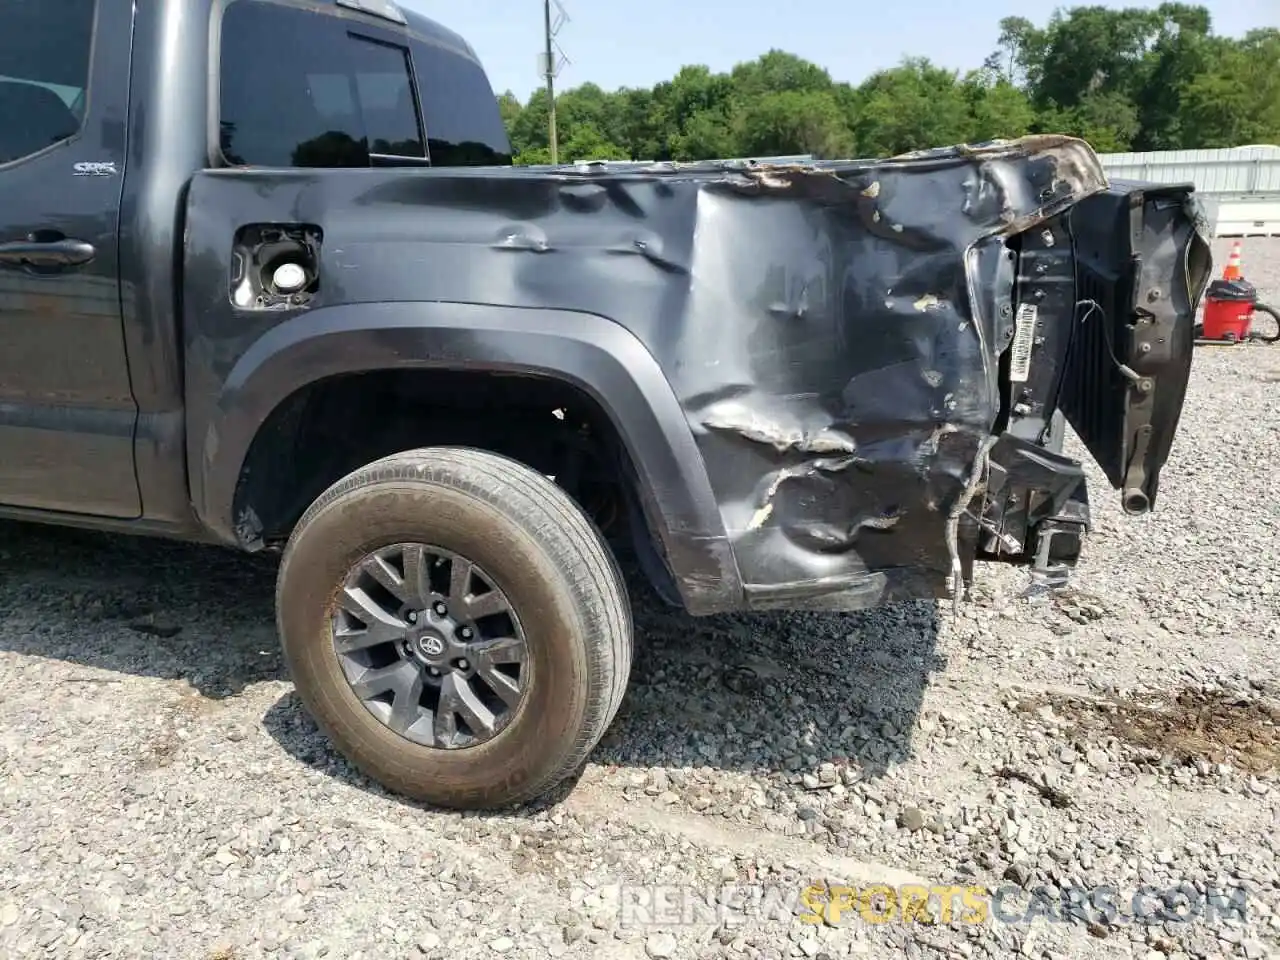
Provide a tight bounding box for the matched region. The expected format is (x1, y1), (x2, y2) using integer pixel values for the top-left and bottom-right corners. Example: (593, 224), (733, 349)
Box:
(1009, 303), (1038, 383)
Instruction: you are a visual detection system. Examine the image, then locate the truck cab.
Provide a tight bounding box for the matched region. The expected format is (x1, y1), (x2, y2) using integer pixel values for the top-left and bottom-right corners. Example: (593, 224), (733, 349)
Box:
(0, 0), (511, 525)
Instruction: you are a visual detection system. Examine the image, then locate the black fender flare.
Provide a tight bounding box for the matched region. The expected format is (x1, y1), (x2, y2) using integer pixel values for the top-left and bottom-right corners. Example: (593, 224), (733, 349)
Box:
(195, 300), (742, 615)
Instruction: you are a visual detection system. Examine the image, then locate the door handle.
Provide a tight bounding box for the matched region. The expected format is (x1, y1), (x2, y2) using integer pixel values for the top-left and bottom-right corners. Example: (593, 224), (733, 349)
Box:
(0, 237), (96, 268)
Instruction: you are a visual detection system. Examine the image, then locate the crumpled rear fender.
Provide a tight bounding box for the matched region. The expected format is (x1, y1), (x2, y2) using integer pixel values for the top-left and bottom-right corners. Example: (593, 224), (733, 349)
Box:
(659, 136), (1111, 608)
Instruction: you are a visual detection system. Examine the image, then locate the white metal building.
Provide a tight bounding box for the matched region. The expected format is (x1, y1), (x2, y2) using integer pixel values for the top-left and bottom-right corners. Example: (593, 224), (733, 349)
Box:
(1098, 144), (1280, 237)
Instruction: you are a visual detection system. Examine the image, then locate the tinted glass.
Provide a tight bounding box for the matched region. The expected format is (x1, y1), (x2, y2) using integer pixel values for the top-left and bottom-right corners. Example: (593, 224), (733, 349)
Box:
(220, 0), (424, 168)
(412, 42), (513, 166)
(0, 0), (95, 165)
(354, 47), (423, 158)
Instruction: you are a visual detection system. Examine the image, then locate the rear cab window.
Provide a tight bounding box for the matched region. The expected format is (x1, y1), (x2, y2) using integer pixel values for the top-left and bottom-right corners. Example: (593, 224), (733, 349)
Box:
(410, 39), (512, 166)
(218, 0), (512, 169)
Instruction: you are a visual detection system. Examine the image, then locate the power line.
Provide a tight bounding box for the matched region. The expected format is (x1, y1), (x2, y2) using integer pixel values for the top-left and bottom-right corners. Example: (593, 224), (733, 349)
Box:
(540, 0), (569, 163)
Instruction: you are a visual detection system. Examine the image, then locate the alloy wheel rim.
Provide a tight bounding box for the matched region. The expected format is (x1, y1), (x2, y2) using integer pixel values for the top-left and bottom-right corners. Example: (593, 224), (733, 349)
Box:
(330, 542), (529, 749)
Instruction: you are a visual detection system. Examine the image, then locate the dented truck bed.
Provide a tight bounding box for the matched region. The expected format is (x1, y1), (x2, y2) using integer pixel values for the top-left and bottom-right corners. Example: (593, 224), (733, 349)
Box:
(185, 135), (1212, 615)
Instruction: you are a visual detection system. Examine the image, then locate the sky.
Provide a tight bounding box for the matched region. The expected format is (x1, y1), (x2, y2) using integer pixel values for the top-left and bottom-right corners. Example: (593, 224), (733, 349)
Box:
(406, 0), (1278, 102)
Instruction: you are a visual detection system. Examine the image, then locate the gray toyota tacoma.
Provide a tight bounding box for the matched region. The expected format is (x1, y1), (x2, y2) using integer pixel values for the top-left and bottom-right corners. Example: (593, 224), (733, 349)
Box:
(0, 0), (1212, 809)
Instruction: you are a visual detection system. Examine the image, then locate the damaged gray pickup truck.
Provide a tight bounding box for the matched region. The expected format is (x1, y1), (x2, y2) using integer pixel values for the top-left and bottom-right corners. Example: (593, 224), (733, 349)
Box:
(1, 0), (1212, 809)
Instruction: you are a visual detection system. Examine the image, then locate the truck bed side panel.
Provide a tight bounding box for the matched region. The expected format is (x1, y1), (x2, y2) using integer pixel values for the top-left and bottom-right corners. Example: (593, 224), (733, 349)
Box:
(184, 137), (1184, 610)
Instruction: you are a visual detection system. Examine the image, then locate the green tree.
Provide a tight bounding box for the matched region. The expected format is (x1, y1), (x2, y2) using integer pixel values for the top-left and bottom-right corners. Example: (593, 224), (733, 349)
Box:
(556, 83), (629, 148)
(496, 91), (523, 131)
(981, 3), (1271, 151)
(669, 109), (736, 161)
(1179, 29), (1280, 147)
(497, 6), (1279, 168)
(648, 65), (736, 159)
(850, 58), (974, 156)
(732, 89), (854, 159)
(984, 16), (1044, 87)
(1029, 6), (1162, 112)
(963, 70), (1036, 141)
(729, 49), (835, 98)
(509, 87), (552, 156)
(558, 124), (630, 163)
(1133, 3), (1215, 149)
(512, 147), (553, 166)
(1038, 90), (1142, 152)
(612, 88), (664, 160)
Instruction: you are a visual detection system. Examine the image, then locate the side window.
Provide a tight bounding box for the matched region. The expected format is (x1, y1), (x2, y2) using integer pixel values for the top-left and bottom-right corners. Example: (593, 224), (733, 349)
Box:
(219, 0), (425, 168)
(0, 0), (95, 166)
(412, 43), (514, 166)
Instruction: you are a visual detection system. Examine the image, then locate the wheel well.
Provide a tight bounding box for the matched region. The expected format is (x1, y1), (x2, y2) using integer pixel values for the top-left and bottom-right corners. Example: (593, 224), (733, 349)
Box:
(232, 369), (679, 600)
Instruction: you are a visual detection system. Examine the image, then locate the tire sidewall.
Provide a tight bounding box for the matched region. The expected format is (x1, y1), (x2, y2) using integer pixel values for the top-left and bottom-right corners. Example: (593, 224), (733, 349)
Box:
(278, 478), (594, 807)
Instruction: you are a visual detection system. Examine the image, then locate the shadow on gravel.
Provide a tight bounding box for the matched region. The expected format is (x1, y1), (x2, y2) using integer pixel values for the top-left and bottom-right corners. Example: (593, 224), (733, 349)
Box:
(262, 563), (945, 813)
(589, 570), (944, 783)
(0, 519), (944, 808)
(0, 519), (284, 699)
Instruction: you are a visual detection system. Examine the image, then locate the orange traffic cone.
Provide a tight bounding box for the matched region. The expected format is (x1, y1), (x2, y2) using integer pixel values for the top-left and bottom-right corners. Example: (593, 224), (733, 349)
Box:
(1223, 240), (1244, 281)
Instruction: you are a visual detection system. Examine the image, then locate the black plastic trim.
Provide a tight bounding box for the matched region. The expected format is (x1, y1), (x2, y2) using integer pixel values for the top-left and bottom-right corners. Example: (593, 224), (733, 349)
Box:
(195, 300), (743, 614)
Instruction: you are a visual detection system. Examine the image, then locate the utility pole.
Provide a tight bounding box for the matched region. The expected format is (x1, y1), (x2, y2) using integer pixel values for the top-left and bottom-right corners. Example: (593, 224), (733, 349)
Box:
(543, 0), (557, 164)
(541, 0), (568, 164)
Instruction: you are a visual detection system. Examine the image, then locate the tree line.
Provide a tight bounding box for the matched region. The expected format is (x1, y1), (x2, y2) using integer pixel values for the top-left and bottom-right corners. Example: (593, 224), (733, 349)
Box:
(497, 3), (1280, 164)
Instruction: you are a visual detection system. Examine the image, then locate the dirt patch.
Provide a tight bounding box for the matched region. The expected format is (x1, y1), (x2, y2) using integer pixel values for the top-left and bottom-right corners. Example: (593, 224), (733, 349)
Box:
(137, 686), (221, 770)
(1023, 688), (1280, 773)
(1051, 588), (1115, 624)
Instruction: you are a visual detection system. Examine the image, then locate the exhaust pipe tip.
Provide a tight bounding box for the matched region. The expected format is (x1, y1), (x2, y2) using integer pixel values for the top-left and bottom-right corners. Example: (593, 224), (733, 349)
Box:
(1122, 489), (1151, 515)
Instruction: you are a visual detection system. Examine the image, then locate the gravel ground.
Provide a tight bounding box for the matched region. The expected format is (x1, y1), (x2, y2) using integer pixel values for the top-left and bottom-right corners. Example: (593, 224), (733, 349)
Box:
(1, 237), (1279, 960)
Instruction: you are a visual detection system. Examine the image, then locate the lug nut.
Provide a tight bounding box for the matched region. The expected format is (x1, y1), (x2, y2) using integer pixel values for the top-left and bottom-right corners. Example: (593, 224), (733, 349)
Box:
(459, 627), (472, 640)
(407, 611), (417, 624)
(434, 602), (448, 616)
(457, 659), (470, 670)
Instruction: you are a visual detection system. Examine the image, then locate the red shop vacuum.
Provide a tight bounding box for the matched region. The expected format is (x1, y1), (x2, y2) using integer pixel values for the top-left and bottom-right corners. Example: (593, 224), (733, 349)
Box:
(1196, 241), (1280, 345)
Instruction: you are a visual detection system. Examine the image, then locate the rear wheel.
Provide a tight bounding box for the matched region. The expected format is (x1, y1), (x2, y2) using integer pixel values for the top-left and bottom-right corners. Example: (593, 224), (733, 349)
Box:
(275, 447), (632, 809)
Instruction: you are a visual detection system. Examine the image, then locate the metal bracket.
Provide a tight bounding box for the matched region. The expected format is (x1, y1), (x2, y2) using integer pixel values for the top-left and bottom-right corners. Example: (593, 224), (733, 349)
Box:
(1121, 422), (1153, 514)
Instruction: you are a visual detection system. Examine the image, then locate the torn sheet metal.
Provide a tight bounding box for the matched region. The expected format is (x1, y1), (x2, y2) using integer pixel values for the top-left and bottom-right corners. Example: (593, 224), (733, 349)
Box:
(671, 136), (1108, 606)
